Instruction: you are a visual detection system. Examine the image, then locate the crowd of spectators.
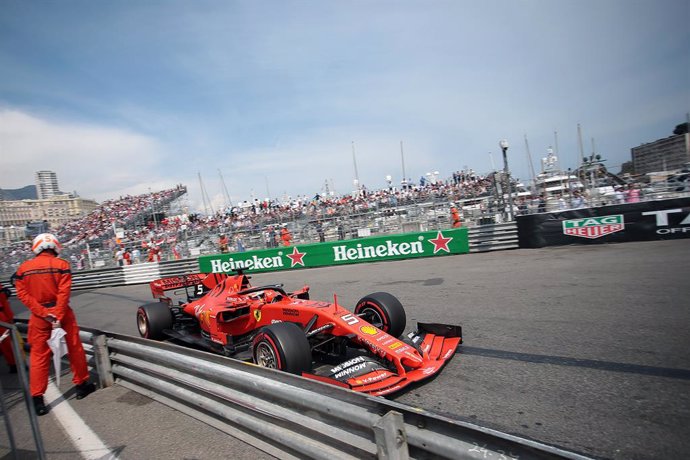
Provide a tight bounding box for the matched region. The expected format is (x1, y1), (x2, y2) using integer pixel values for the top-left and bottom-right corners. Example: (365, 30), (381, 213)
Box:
(0, 186), (186, 278)
(2, 168), (662, 278)
(127, 171), (496, 245)
(1, 173), (497, 277)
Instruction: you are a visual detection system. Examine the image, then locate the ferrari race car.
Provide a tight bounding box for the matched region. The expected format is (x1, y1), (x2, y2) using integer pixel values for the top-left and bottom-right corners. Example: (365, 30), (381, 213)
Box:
(136, 272), (462, 396)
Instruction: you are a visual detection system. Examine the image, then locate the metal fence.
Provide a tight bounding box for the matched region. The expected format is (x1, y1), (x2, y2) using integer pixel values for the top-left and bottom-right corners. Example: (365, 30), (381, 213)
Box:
(1, 222), (519, 294)
(4, 320), (591, 459)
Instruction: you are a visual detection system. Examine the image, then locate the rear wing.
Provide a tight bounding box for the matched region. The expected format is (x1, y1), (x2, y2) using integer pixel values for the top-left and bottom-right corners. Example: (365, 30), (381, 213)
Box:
(149, 273), (229, 300)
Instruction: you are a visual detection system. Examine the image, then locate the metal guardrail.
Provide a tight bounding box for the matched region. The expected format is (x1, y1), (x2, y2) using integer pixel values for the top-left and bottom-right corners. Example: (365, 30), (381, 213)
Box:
(9, 320), (589, 459)
(0, 321), (46, 460)
(468, 222), (518, 253)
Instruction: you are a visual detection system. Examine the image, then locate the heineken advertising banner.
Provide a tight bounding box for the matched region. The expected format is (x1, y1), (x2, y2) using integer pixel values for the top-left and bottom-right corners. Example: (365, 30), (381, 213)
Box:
(198, 228), (469, 274)
(517, 197), (690, 248)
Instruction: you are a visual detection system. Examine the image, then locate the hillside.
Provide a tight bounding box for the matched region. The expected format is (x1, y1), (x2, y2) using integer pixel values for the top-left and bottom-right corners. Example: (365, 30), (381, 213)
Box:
(0, 185), (37, 200)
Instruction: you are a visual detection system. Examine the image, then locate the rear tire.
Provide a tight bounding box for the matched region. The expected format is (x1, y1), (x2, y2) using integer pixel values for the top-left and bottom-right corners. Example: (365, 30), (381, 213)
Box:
(252, 322), (312, 375)
(137, 302), (173, 340)
(354, 292), (406, 338)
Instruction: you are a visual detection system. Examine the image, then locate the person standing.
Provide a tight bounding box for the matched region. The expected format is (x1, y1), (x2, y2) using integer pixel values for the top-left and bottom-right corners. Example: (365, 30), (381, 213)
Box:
(218, 234), (229, 253)
(316, 220), (325, 242)
(0, 283), (17, 373)
(280, 225), (292, 247)
(14, 233), (96, 416)
(450, 204), (462, 228)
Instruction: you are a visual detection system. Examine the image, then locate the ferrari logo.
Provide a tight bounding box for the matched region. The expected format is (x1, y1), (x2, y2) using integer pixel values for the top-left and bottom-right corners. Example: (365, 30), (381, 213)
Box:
(253, 309), (262, 322)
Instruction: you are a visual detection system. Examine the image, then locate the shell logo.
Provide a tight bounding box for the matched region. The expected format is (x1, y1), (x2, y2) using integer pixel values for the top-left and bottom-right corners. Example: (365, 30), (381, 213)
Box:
(360, 325), (378, 336)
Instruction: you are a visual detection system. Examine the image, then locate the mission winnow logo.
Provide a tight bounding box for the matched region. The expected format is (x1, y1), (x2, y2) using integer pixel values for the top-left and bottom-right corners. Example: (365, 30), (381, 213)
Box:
(562, 215), (625, 239)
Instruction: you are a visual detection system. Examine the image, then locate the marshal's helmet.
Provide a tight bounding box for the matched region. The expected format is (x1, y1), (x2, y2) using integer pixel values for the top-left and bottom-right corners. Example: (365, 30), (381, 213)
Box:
(32, 233), (62, 255)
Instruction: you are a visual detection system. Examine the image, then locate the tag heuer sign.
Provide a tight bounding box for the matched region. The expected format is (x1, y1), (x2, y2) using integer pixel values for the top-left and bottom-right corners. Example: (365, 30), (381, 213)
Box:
(562, 215), (625, 239)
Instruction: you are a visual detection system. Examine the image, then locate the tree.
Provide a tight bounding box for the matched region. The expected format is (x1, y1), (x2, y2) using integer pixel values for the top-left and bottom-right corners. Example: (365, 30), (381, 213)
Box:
(619, 161), (634, 175)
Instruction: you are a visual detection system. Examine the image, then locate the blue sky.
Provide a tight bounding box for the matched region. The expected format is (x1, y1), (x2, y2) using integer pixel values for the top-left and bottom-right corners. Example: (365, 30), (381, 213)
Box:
(1, 0), (688, 212)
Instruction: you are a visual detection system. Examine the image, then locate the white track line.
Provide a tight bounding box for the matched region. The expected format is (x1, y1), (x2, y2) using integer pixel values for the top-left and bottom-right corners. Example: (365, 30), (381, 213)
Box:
(44, 381), (119, 460)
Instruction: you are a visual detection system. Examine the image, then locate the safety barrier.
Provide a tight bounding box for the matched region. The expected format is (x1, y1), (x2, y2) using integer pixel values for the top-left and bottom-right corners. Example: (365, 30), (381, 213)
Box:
(1, 223), (519, 294)
(467, 222), (519, 253)
(0, 322), (46, 459)
(8, 320), (589, 459)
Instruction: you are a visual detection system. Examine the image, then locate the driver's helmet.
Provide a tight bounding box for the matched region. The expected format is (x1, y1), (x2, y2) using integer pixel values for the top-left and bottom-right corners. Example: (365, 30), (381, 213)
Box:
(32, 233), (62, 255)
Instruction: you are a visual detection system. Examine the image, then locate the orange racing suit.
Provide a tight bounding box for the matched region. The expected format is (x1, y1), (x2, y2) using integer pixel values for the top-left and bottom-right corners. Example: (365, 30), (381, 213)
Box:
(15, 251), (90, 396)
(451, 207), (461, 228)
(0, 283), (15, 367)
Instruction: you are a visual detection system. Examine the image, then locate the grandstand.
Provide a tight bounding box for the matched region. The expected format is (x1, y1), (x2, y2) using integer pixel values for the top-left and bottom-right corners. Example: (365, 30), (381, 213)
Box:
(0, 185), (187, 278)
(2, 171), (687, 280)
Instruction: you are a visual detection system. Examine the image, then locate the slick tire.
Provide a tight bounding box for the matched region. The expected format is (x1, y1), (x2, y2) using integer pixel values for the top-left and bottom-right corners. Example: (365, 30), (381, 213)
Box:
(252, 322), (312, 375)
(137, 302), (173, 340)
(355, 292), (407, 338)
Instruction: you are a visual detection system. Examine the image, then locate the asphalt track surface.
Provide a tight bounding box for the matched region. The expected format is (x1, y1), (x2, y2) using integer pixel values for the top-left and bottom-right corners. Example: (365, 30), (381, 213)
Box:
(1, 239), (689, 459)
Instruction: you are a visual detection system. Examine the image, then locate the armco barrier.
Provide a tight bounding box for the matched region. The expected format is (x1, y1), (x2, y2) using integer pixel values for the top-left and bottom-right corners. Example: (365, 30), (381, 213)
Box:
(11, 321), (590, 459)
(2, 223), (518, 293)
(467, 222), (518, 253)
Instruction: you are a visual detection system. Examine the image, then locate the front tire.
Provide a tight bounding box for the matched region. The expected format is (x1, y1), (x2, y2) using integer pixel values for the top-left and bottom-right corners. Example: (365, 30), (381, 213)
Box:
(252, 322), (312, 375)
(355, 292), (406, 338)
(137, 302), (173, 340)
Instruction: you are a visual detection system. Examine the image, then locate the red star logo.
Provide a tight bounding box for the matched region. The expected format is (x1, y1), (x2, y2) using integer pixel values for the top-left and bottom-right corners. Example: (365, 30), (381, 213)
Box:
(429, 231), (453, 254)
(286, 247), (306, 267)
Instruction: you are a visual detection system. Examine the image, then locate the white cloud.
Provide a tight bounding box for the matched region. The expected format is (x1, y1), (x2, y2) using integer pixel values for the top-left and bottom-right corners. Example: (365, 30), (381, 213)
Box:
(0, 108), (167, 201)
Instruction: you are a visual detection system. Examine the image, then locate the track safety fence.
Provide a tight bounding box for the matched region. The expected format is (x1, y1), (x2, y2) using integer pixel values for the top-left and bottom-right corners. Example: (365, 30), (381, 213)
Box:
(1, 223), (519, 295)
(3, 320), (591, 460)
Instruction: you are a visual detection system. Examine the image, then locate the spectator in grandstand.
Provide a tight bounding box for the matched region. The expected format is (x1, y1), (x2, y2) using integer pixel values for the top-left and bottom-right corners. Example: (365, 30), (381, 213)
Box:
(236, 235), (246, 252)
(131, 247), (141, 264)
(316, 221), (326, 242)
(0, 283), (17, 374)
(122, 248), (132, 266)
(147, 244), (161, 263)
(172, 243), (182, 260)
(76, 253), (86, 270)
(115, 247), (125, 267)
(14, 233), (96, 416)
(268, 226), (276, 248)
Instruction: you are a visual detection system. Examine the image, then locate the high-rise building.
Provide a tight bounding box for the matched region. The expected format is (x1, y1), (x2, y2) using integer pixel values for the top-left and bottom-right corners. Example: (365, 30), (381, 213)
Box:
(631, 133), (690, 174)
(35, 170), (60, 199)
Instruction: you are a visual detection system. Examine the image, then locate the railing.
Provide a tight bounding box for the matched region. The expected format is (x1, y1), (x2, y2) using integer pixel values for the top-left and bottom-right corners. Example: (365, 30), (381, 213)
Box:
(467, 222), (519, 253)
(8, 320), (590, 459)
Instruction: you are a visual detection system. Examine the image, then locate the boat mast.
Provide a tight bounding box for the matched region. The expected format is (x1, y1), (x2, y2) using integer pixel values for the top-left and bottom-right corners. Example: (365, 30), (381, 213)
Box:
(218, 169), (232, 208)
(400, 140), (407, 188)
(577, 124), (585, 169)
(198, 172), (214, 216)
(524, 134), (537, 186)
(554, 130), (560, 158)
(352, 141), (361, 193)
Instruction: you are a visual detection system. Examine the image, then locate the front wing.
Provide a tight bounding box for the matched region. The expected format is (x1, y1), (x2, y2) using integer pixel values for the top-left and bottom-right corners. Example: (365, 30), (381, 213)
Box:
(305, 323), (462, 397)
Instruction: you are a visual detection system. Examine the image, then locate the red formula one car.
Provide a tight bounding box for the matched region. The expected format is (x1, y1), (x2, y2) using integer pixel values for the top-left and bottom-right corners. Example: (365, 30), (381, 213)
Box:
(136, 272), (462, 396)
